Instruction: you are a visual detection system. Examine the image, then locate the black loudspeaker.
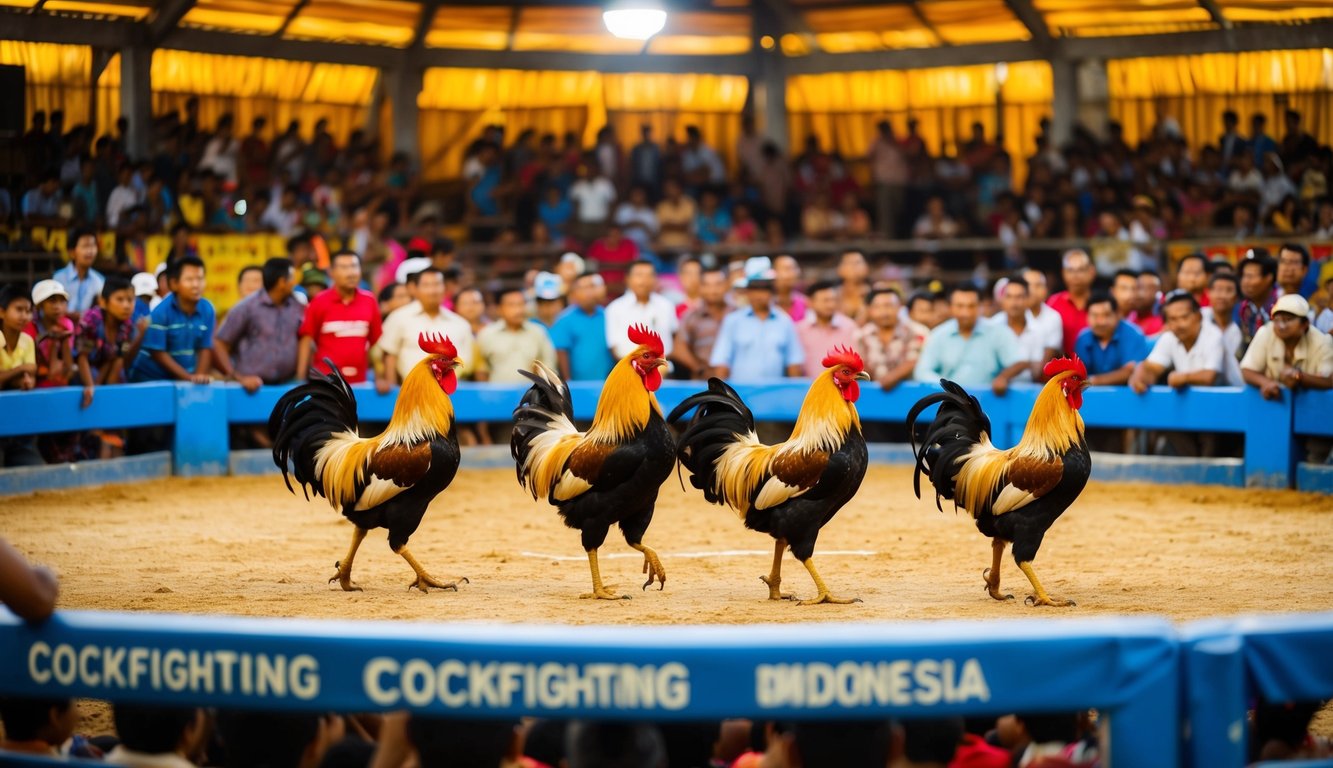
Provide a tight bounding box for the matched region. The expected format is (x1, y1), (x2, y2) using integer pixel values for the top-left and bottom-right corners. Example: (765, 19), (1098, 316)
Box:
(0, 65), (24, 138)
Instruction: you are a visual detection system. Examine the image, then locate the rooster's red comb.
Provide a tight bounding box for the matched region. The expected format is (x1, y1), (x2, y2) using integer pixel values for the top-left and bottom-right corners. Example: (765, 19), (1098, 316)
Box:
(822, 345), (864, 372)
(628, 324), (664, 356)
(418, 332), (458, 359)
(1043, 355), (1087, 379)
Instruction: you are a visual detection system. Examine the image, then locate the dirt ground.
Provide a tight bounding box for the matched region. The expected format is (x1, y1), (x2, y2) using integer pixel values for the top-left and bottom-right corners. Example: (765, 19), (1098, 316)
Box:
(3, 467), (1331, 624)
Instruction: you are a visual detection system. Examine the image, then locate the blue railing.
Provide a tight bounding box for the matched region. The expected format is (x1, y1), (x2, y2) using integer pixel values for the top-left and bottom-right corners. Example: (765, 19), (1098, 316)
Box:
(2, 380), (1328, 488)
(1, 609), (1331, 767)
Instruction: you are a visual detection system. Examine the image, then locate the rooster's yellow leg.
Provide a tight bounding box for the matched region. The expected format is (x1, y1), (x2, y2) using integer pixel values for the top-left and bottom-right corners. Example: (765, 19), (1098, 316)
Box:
(797, 557), (862, 606)
(630, 542), (666, 591)
(984, 539), (1015, 601)
(760, 538), (793, 600)
(581, 549), (628, 600)
(1018, 561), (1076, 607)
(396, 547), (467, 593)
(329, 527), (367, 592)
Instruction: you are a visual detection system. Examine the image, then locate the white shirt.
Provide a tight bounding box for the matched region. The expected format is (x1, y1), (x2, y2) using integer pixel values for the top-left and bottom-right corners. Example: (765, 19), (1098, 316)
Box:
(104, 747), (197, 768)
(614, 202), (659, 251)
(605, 292), (678, 359)
(1146, 321), (1233, 384)
(1030, 303), (1064, 352)
(261, 203), (299, 237)
(569, 177), (617, 223)
(105, 184), (142, 227)
(1202, 307), (1243, 360)
(198, 136), (239, 183)
(986, 314), (1043, 381)
(1240, 324), (1333, 380)
(1314, 307), (1333, 334)
(376, 301), (476, 379)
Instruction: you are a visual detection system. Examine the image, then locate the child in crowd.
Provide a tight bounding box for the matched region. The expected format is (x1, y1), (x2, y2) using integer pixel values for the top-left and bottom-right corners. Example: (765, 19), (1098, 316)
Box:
(24, 280), (75, 388)
(0, 284), (41, 466)
(77, 276), (145, 457)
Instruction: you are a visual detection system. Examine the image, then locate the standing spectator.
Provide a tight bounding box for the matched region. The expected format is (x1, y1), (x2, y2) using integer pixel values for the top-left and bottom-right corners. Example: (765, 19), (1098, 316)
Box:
(1280, 109), (1319, 167)
(836, 250), (871, 324)
(1202, 271), (1243, 366)
(856, 288), (927, 391)
(869, 119), (908, 237)
(105, 164), (142, 229)
(376, 267), (474, 392)
(53, 228), (105, 318)
(76, 276), (142, 410)
(1134, 269), (1166, 337)
(757, 141), (792, 223)
(1174, 253), (1210, 307)
(682, 125), (726, 188)
(568, 163), (617, 242)
(655, 179), (696, 252)
(1021, 267), (1065, 354)
(1075, 293), (1148, 386)
(1276, 243), (1311, 298)
(797, 280), (858, 378)
(1249, 113), (1279, 166)
(773, 254), (807, 322)
(628, 125), (662, 197)
(709, 264), (804, 381)
(213, 258), (304, 392)
(914, 285), (1026, 394)
(198, 114), (239, 184)
(70, 157), (100, 225)
(613, 185), (659, 256)
(21, 173), (64, 225)
(24, 280), (74, 388)
(550, 273), (614, 382)
(128, 255), (215, 384)
(1241, 294), (1333, 399)
(1218, 110), (1245, 167)
(986, 278), (1050, 381)
(240, 116), (270, 188)
(588, 224), (639, 293)
(1238, 250), (1278, 349)
(476, 287), (556, 383)
(295, 251), (382, 384)
(1047, 249), (1096, 355)
(1130, 291), (1230, 394)
(672, 267), (730, 379)
(605, 260), (677, 360)
(736, 114), (765, 182)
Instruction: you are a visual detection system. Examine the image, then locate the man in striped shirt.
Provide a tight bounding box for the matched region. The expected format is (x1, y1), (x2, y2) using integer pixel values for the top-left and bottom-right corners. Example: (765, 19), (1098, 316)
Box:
(128, 255), (215, 384)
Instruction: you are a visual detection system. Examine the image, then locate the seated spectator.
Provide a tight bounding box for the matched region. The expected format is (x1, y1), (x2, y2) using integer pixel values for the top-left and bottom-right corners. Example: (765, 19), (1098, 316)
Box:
(106, 163), (143, 229)
(551, 273), (614, 382)
(215, 710), (341, 768)
(987, 278), (1056, 381)
(727, 202), (759, 244)
(914, 285), (1026, 395)
(912, 195), (961, 239)
(476, 287), (556, 383)
(709, 262), (804, 381)
(129, 255), (215, 384)
(1130, 290), (1230, 393)
(0, 283), (37, 395)
(856, 288), (927, 392)
(1277, 242), (1312, 298)
(105, 703), (207, 768)
(53, 227), (106, 318)
(797, 280), (858, 378)
(0, 537), (58, 621)
(1241, 294), (1333, 400)
(614, 185), (659, 256)
(838, 193), (872, 239)
(605, 260), (677, 360)
(1075, 293), (1148, 386)
(672, 267), (731, 380)
(1202, 272), (1243, 366)
(24, 280), (75, 388)
(589, 224), (639, 293)
(377, 267), (475, 393)
(296, 251), (381, 384)
(568, 163), (617, 242)
(214, 258), (305, 392)
(801, 188), (839, 240)
(21, 173), (64, 225)
(77, 275), (142, 410)
(655, 179), (696, 252)
(0, 697), (77, 757)
(696, 190), (732, 246)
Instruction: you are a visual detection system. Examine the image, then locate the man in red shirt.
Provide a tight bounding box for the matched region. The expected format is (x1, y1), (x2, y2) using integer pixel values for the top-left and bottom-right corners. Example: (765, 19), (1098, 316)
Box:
(588, 224), (638, 295)
(1046, 248), (1095, 355)
(296, 251), (381, 384)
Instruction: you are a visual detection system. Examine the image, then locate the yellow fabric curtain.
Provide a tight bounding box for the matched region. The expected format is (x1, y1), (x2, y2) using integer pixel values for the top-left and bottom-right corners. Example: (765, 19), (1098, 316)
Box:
(786, 62), (1051, 183)
(0, 41), (110, 131)
(1107, 49), (1333, 148)
(603, 72), (749, 174)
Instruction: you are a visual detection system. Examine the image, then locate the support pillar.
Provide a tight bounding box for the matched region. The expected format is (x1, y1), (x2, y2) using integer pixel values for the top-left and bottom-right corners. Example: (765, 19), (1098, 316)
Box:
(750, 5), (789, 153)
(1050, 54), (1077, 149)
(119, 45), (153, 158)
(365, 69), (386, 140)
(387, 66), (422, 162)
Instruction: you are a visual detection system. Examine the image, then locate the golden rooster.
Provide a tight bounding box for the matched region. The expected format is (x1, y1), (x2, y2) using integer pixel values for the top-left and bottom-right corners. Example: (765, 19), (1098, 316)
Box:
(668, 348), (871, 605)
(907, 357), (1091, 607)
(269, 333), (465, 593)
(511, 324), (675, 600)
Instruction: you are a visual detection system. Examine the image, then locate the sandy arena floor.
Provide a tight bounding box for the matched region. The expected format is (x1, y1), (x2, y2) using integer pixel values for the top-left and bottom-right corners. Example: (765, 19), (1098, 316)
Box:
(3, 466), (1331, 625)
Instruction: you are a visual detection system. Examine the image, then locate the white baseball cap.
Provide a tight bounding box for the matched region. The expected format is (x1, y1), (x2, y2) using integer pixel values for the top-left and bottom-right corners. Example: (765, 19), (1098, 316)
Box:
(395, 256), (432, 285)
(1272, 294), (1310, 319)
(32, 279), (69, 306)
(131, 272), (157, 297)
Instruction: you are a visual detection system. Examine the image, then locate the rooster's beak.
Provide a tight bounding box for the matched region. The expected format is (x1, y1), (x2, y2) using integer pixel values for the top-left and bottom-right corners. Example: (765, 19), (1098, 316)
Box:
(655, 358), (669, 370)
(855, 371), (871, 381)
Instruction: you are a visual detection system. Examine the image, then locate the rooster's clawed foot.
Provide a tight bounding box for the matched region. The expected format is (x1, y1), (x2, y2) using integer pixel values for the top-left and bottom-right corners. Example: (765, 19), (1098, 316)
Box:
(760, 575), (794, 600)
(982, 568), (1014, 601)
(407, 574), (468, 593)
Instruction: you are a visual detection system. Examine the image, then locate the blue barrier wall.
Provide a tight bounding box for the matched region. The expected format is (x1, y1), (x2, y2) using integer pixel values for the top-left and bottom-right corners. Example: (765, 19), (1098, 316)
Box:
(2, 380), (1328, 489)
(0, 609), (1180, 767)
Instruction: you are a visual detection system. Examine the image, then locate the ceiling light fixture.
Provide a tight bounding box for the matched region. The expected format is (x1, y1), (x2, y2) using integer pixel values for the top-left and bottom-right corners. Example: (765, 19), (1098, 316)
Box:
(603, 2), (668, 40)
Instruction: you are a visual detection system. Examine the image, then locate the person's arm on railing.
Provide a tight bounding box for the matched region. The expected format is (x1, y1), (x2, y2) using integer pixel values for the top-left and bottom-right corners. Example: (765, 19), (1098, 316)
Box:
(193, 348), (214, 384)
(1129, 360), (1164, 394)
(1282, 366), (1332, 390)
(0, 361), (35, 389)
(148, 350), (199, 384)
(991, 361), (1029, 396)
(210, 337), (236, 380)
(1088, 361), (1136, 387)
(1244, 366), (1283, 400)
(0, 538), (58, 622)
(1166, 368), (1217, 388)
(77, 348), (96, 408)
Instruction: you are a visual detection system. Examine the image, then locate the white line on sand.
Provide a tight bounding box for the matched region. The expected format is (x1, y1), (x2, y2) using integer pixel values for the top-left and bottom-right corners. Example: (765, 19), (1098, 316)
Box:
(519, 550), (880, 561)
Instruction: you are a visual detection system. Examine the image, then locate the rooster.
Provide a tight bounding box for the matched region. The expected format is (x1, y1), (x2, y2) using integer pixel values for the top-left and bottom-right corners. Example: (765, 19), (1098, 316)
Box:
(511, 324), (675, 600)
(907, 357), (1090, 607)
(269, 333), (465, 593)
(668, 347), (871, 605)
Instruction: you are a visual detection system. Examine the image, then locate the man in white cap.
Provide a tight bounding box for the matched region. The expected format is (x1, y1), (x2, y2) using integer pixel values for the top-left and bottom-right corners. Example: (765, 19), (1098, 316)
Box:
(1241, 294), (1333, 399)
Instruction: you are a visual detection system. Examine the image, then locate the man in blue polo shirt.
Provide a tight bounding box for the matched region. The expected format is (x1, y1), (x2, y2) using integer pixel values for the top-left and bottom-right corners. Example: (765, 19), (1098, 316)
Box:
(709, 259), (804, 381)
(914, 284), (1027, 394)
(1074, 292), (1148, 386)
(52, 227), (105, 318)
(549, 272), (614, 381)
(129, 255), (215, 384)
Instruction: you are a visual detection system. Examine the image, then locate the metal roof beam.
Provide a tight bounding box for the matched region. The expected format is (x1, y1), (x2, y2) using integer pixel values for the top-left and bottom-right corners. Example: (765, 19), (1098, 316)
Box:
(906, 1), (949, 46)
(272, 0), (310, 38)
(148, 0), (198, 46)
(422, 48), (755, 75)
(758, 0), (820, 52)
(1061, 19), (1329, 58)
(1003, 0), (1052, 48)
(1, 9), (141, 47)
(787, 40), (1036, 72)
(161, 28), (403, 68)
(1196, 0), (1231, 28)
